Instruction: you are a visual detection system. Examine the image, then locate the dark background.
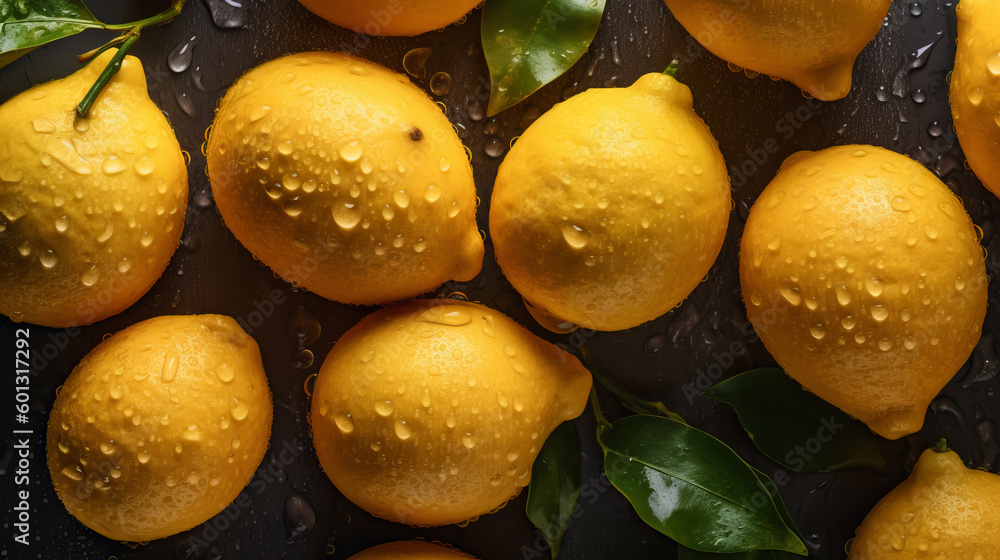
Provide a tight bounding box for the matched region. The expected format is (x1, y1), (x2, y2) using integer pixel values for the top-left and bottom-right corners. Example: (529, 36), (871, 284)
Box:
(2, 0), (998, 558)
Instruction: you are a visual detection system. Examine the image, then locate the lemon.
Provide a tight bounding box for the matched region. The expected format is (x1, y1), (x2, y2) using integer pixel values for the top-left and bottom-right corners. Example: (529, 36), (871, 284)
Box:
(47, 314), (273, 541)
(740, 145), (987, 440)
(207, 52), (483, 305)
(490, 72), (730, 332)
(850, 445), (1000, 558)
(296, 0), (480, 36)
(310, 299), (592, 526)
(951, 0), (1000, 198)
(349, 541), (476, 559)
(663, 0), (892, 100)
(0, 50), (188, 327)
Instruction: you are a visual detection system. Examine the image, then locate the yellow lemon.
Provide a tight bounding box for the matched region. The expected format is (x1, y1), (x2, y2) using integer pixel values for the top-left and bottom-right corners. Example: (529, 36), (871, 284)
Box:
(952, 0), (1000, 198)
(207, 52), (483, 305)
(0, 50), (187, 327)
(310, 299), (592, 526)
(490, 72), (730, 332)
(850, 445), (1000, 559)
(296, 0), (480, 36)
(47, 314), (273, 541)
(663, 0), (892, 100)
(349, 541), (476, 559)
(740, 145), (987, 440)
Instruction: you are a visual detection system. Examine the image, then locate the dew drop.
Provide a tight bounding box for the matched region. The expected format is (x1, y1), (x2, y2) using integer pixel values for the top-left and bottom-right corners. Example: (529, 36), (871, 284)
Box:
(339, 140), (364, 162)
(561, 224), (590, 249)
(332, 203), (361, 229)
(333, 412), (354, 434)
(375, 400), (395, 417)
(230, 399), (249, 421)
(987, 50), (1000, 76)
(402, 47), (432, 79)
(394, 421), (413, 440)
(462, 435), (477, 449)
(161, 350), (180, 383)
(871, 305), (889, 322)
(133, 157), (155, 176)
(429, 71), (452, 96)
(216, 362), (235, 383)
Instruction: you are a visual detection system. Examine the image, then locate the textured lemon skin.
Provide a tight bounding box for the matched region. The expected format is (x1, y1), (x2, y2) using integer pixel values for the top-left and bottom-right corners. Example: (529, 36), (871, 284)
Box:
(208, 52), (483, 305)
(349, 541), (476, 559)
(0, 51), (187, 327)
(47, 315), (273, 541)
(740, 145), (987, 440)
(663, 0), (891, 100)
(951, 0), (1000, 198)
(850, 449), (1000, 559)
(296, 0), (480, 36)
(490, 73), (730, 332)
(311, 299), (592, 526)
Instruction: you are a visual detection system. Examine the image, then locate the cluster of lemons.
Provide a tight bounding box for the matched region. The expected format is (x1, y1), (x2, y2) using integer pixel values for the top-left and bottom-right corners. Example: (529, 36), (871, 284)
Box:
(1, 0), (999, 557)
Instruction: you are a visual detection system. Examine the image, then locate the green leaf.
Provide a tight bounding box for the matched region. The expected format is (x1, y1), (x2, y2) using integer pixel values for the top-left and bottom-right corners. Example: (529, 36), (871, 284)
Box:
(704, 368), (888, 474)
(597, 414), (807, 555)
(526, 421), (581, 558)
(481, 0), (606, 116)
(678, 545), (805, 560)
(0, 0), (103, 69)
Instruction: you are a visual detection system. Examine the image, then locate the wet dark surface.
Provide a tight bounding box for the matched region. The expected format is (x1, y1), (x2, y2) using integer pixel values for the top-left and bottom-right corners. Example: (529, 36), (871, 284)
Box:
(1, 0), (998, 558)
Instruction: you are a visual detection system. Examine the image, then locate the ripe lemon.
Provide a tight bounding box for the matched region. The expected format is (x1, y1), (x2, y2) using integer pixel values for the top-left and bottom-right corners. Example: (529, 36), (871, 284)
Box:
(490, 72), (730, 332)
(296, 0), (480, 36)
(310, 299), (592, 526)
(47, 314), (273, 541)
(207, 52), (483, 305)
(663, 0), (892, 100)
(740, 145), (987, 440)
(0, 50), (187, 327)
(850, 445), (1000, 558)
(350, 541), (476, 559)
(951, 0), (1000, 198)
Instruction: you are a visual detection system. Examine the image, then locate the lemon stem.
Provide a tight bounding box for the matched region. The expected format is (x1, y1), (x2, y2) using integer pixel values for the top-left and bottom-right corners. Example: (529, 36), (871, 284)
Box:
(75, 0), (187, 119)
(578, 346), (687, 424)
(663, 59), (679, 79)
(933, 438), (950, 453)
(590, 385), (613, 432)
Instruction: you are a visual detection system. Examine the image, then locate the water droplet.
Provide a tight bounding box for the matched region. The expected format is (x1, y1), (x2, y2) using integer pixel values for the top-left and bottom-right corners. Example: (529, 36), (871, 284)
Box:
(393, 190), (411, 208)
(230, 398), (249, 421)
(168, 35), (198, 72)
(394, 420), (413, 440)
(417, 306), (473, 326)
(282, 199), (303, 217)
(871, 305), (889, 322)
(865, 279), (884, 297)
(333, 412), (354, 433)
(61, 465), (85, 480)
(161, 350), (179, 383)
(908, 2), (922, 16)
(285, 494), (316, 541)
(484, 137), (505, 158)
(988, 50), (1000, 76)
(339, 140), (363, 162)
(879, 338), (893, 351)
(39, 250), (58, 269)
(32, 119), (55, 133)
(134, 157), (155, 176)
(332, 203), (361, 229)
(375, 400), (395, 417)
(429, 72), (452, 96)
(779, 286), (802, 306)
(836, 286), (852, 306)
(17, 241), (30, 256)
(561, 224), (590, 249)
(138, 450), (151, 464)
(890, 196), (911, 212)
(911, 89), (927, 103)
(644, 334), (666, 356)
(424, 184), (441, 203)
(810, 325), (826, 340)
(462, 435), (477, 449)
(80, 266), (99, 287)
(203, 0), (247, 28)
(55, 215), (68, 232)
(216, 362), (235, 383)
(182, 425), (204, 442)
(402, 47), (432, 79)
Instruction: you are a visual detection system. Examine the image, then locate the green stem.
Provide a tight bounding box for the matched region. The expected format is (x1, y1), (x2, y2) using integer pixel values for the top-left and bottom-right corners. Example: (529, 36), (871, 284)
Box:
(77, 35), (129, 64)
(590, 385), (613, 432)
(578, 346), (687, 424)
(75, 32), (140, 119)
(663, 59), (679, 79)
(102, 0), (187, 30)
(74, 0), (187, 119)
(934, 438), (950, 453)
